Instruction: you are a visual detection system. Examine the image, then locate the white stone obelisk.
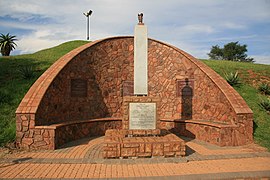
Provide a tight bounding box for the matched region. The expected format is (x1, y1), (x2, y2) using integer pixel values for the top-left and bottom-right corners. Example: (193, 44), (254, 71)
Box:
(134, 14), (148, 95)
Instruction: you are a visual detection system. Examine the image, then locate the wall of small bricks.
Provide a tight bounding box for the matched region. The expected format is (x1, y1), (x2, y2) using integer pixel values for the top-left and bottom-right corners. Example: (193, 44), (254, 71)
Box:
(16, 36), (253, 149)
(55, 120), (122, 149)
(34, 37), (242, 125)
(16, 114), (55, 149)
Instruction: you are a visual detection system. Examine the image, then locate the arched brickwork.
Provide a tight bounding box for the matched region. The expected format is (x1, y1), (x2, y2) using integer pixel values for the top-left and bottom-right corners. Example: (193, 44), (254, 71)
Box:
(16, 36), (253, 149)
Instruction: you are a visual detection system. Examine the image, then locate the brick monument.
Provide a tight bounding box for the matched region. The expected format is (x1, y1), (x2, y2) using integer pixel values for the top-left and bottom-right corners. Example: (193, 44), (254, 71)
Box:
(103, 14), (185, 158)
(16, 14), (253, 150)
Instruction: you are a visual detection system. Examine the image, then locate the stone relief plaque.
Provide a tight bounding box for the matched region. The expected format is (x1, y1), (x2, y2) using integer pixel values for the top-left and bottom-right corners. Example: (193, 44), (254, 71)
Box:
(176, 79), (194, 97)
(71, 79), (87, 97)
(122, 81), (134, 96)
(129, 103), (156, 129)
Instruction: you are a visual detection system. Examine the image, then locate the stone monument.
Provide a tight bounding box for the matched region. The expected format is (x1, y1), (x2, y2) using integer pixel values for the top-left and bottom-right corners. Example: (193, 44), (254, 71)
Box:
(134, 13), (148, 95)
(16, 11), (253, 151)
(103, 13), (185, 158)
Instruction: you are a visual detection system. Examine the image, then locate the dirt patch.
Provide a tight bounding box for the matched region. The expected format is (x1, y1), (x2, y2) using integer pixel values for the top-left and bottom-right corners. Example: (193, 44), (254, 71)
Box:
(243, 69), (270, 88)
(0, 143), (28, 159)
(0, 148), (9, 158)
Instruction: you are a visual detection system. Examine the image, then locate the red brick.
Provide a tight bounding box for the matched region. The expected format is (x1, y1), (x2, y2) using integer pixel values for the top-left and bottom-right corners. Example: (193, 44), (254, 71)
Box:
(32, 141), (47, 148)
(145, 143), (152, 153)
(20, 115), (28, 121)
(123, 143), (139, 148)
(22, 138), (33, 146)
(34, 135), (43, 142)
(16, 122), (22, 131)
(121, 148), (136, 157)
(22, 126), (29, 132)
(43, 130), (49, 138)
(22, 120), (29, 127)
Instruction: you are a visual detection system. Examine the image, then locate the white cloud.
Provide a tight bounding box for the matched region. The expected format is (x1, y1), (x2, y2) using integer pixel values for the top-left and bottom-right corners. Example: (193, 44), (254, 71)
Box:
(181, 24), (215, 34)
(18, 37), (61, 54)
(199, 35), (258, 43)
(0, 0), (270, 64)
(251, 55), (270, 65)
(222, 22), (246, 30)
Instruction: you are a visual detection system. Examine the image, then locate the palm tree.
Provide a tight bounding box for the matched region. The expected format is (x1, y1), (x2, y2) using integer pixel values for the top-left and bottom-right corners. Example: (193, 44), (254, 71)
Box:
(0, 33), (17, 56)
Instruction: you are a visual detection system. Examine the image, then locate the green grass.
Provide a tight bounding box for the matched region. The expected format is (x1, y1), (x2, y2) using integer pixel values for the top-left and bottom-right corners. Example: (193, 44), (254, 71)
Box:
(0, 40), (88, 146)
(202, 60), (270, 149)
(0, 43), (269, 150)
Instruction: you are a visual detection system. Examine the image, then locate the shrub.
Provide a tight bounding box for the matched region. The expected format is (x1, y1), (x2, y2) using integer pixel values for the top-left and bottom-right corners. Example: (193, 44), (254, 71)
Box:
(259, 97), (270, 112)
(224, 71), (241, 86)
(258, 83), (270, 95)
(0, 90), (11, 104)
(18, 66), (34, 79)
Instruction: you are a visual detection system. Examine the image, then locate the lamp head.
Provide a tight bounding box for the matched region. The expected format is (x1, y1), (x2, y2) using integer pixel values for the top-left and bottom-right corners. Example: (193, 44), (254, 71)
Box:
(89, 10), (93, 16)
(83, 10), (93, 17)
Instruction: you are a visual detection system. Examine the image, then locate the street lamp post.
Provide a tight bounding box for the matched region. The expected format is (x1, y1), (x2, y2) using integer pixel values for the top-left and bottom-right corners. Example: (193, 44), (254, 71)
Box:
(83, 10), (93, 40)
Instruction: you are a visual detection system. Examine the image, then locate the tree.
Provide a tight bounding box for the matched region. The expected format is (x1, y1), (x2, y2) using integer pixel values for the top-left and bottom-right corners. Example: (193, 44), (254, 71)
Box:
(208, 45), (223, 60)
(208, 41), (254, 63)
(0, 33), (17, 56)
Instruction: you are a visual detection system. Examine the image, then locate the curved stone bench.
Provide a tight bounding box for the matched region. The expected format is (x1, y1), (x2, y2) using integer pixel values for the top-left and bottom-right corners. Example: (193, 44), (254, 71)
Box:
(17, 117), (122, 150)
(160, 119), (249, 146)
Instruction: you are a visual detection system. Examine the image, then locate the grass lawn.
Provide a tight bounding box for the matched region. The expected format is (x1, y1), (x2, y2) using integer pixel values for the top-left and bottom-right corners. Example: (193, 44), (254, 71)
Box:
(203, 60), (270, 149)
(0, 42), (269, 150)
(0, 40), (89, 146)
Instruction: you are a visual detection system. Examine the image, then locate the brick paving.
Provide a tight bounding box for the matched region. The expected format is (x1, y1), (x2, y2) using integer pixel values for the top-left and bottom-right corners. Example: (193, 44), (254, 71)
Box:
(0, 136), (270, 179)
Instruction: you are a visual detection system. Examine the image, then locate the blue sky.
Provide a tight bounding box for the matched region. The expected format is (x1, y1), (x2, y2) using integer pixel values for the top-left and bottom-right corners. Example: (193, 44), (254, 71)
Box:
(0, 0), (270, 64)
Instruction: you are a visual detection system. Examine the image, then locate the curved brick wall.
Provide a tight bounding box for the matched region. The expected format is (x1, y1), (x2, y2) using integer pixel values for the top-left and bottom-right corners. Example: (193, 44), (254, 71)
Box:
(16, 36), (253, 149)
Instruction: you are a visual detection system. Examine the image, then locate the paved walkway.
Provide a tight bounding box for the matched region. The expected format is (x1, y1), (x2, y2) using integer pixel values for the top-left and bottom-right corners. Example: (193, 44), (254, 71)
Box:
(0, 136), (270, 179)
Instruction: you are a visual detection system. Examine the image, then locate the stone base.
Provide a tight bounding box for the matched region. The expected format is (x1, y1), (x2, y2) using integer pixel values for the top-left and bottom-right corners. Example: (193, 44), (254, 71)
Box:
(160, 119), (253, 147)
(103, 129), (185, 158)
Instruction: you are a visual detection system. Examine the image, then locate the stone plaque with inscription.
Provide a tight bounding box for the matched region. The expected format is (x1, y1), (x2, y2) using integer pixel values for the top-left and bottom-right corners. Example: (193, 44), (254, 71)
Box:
(71, 79), (87, 97)
(129, 103), (156, 129)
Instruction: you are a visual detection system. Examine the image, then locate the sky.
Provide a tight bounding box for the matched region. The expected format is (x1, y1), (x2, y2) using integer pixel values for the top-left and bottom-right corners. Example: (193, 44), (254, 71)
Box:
(0, 0), (270, 65)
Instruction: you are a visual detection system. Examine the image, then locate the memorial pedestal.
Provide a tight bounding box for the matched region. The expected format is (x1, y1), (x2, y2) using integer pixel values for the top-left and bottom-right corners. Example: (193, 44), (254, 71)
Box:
(103, 19), (186, 159)
(103, 96), (186, 159)
(103, 129), (185, 158)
